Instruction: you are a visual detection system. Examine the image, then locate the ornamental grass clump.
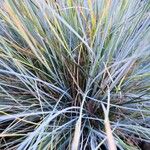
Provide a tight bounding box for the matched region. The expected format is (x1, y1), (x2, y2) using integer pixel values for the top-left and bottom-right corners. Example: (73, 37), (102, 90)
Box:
(0, 0), (150, 149)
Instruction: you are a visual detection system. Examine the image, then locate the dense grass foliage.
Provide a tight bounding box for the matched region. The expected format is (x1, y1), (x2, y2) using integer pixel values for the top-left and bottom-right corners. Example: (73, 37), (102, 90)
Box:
(0, 0), (150, 149)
